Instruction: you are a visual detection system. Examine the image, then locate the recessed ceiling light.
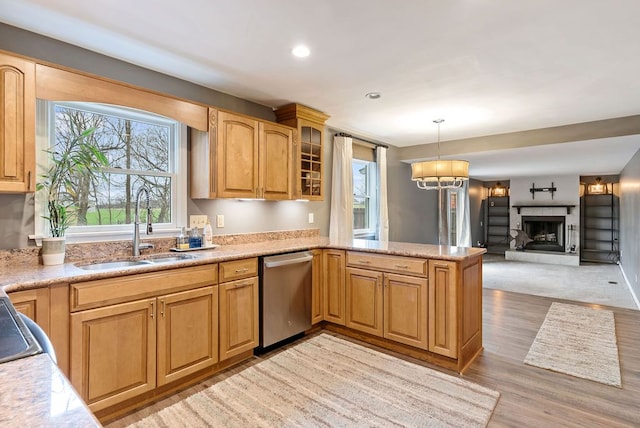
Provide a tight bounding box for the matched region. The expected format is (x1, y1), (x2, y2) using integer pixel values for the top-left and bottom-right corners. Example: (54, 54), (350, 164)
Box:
(365, 92), (381, 99)
(292, 45), (310, 58)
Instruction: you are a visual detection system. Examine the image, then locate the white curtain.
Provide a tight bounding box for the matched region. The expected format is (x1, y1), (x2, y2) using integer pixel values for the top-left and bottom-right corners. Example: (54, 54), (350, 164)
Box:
(456, 182), (472, 247)
(329, 135), (354, 241)
(376, 146), (389, 241)
(438, 182), (472, 247)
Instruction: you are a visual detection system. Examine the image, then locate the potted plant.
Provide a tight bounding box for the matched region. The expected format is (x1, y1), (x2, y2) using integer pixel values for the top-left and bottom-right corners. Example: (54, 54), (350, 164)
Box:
(37, 128), (108, 265)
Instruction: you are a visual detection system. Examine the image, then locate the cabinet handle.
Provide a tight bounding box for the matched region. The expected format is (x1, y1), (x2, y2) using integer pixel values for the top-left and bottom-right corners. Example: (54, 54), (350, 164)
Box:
(161, 300), (165, 318)
(395, 264), (409, 269)
(433, 263), (449, 268)
(150, 301), (155, 318)
(27, 171), (32, 191)
(357, 260), (371, 264)
(233, 281), (253, 289)
(235, 268), (249, 273)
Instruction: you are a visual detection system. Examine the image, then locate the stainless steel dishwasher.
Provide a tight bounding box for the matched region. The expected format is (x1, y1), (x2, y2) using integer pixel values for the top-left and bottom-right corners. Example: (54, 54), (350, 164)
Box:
(260, 251), (313, 349)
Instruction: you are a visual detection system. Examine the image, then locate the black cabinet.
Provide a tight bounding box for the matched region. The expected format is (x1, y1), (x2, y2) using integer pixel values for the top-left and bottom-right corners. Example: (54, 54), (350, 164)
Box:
(580, 193), (619, 264)
(485, 196), (510, 254)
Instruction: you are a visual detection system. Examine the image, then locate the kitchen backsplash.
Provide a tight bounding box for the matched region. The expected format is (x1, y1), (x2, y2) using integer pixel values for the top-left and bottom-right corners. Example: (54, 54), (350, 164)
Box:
(0, 229), (320, 266)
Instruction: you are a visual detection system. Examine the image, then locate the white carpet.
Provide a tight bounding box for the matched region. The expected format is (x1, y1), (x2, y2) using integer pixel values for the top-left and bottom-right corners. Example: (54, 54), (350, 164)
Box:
(524, 302), (622, 387)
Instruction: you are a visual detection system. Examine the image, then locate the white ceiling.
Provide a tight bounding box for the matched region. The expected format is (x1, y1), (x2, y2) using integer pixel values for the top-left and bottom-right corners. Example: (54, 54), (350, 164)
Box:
(2, 0), (640, 178)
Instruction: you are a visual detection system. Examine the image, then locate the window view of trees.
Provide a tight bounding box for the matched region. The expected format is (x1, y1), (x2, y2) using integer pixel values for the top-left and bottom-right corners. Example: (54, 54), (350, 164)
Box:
(352, 159), (377, 236)
(52, 103), (175, 228)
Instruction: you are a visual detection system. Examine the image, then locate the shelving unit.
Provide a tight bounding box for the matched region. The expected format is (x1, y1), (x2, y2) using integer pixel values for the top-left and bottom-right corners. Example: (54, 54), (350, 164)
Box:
(485, 196), (510, 254)
(580, 191), (619, 264)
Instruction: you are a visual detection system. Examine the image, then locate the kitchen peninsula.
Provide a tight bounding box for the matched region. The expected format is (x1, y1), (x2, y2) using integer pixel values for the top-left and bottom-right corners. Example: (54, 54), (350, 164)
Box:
(0, 234), (485, 424)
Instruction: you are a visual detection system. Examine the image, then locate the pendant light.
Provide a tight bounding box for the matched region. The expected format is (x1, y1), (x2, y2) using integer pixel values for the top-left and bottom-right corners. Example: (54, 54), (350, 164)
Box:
(411, 119), (469, 190)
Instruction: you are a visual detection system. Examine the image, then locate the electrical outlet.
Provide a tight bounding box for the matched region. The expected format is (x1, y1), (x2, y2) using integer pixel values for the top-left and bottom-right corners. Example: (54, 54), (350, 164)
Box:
(308, 213), (314, 224)
(216, 214), (225, 228)
(190, 215), (208, 229)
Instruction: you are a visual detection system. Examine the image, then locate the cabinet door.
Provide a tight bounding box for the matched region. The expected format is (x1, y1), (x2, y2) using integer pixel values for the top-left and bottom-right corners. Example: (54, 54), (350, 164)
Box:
(70, 298), (157, 412)
(322, 249), (345, 325)
(219, 276), (258, 361)
(346, 267), (383, 336)
(0, 53), (35, 193)
(299, 119), (324, 200)
(311, 249), (323, 324)
(428, 260), (458, 358)
(259, 121), (293, 200)
(157, 286), (218, 386)
(7, 288), (49, 333)
(217, 111), (259, 198)
(384, 273), (428, 350)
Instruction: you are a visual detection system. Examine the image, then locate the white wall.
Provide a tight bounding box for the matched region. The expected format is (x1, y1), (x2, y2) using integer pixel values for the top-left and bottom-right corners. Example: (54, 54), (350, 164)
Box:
(509, 175), (580, 252)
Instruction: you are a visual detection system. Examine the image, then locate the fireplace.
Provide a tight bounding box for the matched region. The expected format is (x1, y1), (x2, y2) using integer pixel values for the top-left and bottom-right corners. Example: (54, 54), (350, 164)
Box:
(522, 216), (565, 252)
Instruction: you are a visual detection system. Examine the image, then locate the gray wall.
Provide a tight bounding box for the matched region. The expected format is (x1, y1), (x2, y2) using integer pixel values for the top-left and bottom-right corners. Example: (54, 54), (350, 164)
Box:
(619, 147), (640, 301)
(468, 179), (485, 247)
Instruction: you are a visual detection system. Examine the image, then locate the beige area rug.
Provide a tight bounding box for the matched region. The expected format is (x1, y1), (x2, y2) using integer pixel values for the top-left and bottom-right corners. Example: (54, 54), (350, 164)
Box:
(130, 334), (500, 427)
(524, 302), (622, 387)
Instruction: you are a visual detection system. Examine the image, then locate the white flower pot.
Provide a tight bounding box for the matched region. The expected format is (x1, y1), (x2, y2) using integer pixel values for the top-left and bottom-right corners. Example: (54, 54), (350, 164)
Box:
(42, 237), (66, 266)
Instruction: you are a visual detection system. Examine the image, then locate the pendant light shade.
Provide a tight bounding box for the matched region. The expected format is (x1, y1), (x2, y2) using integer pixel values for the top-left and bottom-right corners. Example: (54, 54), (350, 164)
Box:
(411, 119), (469, 190)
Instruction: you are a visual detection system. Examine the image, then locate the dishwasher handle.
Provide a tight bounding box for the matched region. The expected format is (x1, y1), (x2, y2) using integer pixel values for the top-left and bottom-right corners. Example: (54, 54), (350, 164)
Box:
(263, 251), (313, 268)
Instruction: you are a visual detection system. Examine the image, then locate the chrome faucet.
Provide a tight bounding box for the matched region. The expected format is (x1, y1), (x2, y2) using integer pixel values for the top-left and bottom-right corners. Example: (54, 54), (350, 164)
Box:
(133, 186), (154, 256)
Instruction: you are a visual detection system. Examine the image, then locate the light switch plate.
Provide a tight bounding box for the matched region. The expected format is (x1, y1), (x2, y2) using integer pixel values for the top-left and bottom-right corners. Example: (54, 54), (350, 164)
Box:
(216, 214), (225, 228)
(308, 213), (314, 224)
(190, 215), (208, 229)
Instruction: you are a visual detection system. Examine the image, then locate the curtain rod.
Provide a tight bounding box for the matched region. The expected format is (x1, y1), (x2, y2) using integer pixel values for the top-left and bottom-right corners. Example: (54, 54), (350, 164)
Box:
(334, 132), (389, 149)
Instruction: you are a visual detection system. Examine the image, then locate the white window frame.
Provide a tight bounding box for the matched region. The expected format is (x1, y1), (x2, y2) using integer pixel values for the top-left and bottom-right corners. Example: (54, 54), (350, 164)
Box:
(35, 100), (187, 243)
(352, 159), (378, 239)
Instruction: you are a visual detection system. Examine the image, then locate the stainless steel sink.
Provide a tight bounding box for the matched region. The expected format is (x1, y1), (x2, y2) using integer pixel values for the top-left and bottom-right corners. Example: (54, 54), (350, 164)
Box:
(75, 254), (196, 270)
(148, 254), (196, 263)
(75, 260), (153, 270)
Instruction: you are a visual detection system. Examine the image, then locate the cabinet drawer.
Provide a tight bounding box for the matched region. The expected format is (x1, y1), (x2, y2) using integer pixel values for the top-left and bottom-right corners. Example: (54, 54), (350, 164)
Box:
(346, 251), (427, 277)
(219, 258), (258, 282)
(71, 264), (218, 311)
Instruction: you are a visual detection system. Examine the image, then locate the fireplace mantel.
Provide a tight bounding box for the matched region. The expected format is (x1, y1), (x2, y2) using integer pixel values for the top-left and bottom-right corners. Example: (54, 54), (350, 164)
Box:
(512, 204), (576, 214)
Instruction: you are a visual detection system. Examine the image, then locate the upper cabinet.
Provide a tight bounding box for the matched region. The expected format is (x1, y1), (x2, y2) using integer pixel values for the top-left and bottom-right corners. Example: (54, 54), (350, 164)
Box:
(275, 103), (329, 201)
(0, 52), (35, 193)
(191, 108), (294, 200)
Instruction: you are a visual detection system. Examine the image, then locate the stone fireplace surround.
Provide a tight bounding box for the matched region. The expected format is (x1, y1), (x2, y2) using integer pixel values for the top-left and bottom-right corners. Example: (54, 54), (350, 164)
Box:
(505, 175), (580, 266)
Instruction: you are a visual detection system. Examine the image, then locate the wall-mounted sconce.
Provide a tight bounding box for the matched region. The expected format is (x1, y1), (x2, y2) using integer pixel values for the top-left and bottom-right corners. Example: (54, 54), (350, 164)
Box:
(490, 182), (507, 197)
(587, 177), (608, 195)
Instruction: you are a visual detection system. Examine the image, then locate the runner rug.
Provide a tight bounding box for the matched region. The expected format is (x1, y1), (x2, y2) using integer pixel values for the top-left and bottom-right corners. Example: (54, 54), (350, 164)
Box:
(524, 302), (622, 387)
(130, 334), (500, 427)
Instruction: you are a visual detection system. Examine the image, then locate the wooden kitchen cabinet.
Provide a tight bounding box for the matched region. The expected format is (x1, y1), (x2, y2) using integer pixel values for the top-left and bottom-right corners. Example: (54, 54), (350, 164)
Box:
(344, 252), (428, 350)
(70, 298), (157, 412)
(7, 287), (49, 332)
(311, 249), (323, 324)
(69, 264), (218, 412)
(275, 103), (329, 200)
(191, 108), (294, 200)
(428, 260), (458, 358)
(322, 249), (346, 325)
(218, 258), (259, 361)
(0, 52), (35, 193)
(157, 286), (218, 386)
(346, 267), (383, 336)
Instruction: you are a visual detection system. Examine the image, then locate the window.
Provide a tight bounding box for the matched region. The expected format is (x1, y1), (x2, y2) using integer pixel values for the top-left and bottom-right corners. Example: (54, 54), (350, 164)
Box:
(36, 101), (186, 241)
(352, 158), (378, 239)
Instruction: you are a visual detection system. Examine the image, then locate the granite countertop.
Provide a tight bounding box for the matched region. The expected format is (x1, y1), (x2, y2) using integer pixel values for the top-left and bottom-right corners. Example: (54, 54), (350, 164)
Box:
(0, 237), (486, 293)
(0, 353), (100, 427)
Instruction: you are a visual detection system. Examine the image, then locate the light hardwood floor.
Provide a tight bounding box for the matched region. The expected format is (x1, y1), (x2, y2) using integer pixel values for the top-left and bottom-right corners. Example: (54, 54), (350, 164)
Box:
(107, 289), (640, 427)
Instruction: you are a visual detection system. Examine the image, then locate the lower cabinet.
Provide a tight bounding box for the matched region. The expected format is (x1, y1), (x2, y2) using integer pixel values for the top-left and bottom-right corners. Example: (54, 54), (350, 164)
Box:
(323, 249), (346, 325)
(218, 258), (259, 361)
(7, 288), (50, 332)
(69, 265), (218, 412)
(428, 260), (458, 358)
(311, 249), (323, 324)
(345, 265), (428, 350)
